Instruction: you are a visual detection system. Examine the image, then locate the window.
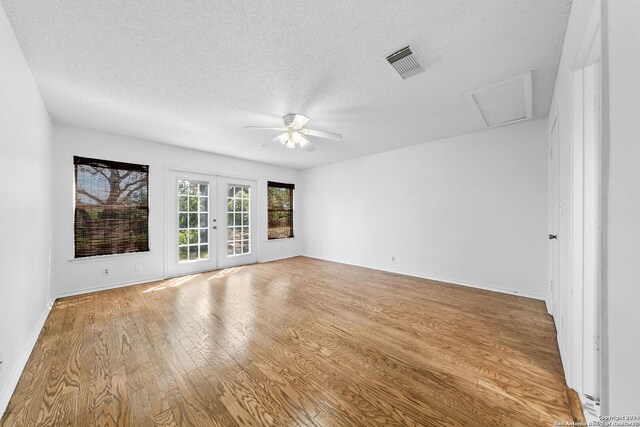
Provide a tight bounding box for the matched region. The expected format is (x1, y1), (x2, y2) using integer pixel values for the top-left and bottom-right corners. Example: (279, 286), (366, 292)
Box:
(177, 179), (209, 262)
(227, 184), (251, 255)
(74, 156), (149, 258)
(267, 181), (294, 239)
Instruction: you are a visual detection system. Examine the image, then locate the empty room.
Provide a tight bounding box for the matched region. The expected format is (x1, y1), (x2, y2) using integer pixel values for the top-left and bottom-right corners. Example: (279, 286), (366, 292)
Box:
(1, 0), (638, 425)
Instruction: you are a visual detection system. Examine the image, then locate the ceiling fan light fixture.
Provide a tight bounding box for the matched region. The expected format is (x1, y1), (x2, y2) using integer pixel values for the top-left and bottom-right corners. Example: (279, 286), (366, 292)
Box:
(285, 140), (296, 149)
(277, 133), (288, 145)
(290, 131), (303, 143)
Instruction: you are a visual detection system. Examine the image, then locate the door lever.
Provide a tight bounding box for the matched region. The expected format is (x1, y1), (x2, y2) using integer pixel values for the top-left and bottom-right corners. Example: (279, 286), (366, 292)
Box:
(549, 234), (557, 240)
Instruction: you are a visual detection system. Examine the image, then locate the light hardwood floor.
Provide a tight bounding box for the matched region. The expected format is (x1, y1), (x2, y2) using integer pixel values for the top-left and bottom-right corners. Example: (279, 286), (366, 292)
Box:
(1, 257), (575, 426)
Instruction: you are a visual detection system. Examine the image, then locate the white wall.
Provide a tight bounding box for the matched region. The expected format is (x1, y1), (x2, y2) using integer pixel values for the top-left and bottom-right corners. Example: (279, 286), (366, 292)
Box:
(0, 7), (52, 415)
(51, 125), (301, 298)
(602, 0), (640, 415)
(302, 118), (548, 299)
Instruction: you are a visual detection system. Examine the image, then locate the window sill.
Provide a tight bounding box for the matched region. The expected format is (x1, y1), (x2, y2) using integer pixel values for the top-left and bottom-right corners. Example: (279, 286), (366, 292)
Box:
(68, 251), (152, 263)
(267, 237), (296, 241)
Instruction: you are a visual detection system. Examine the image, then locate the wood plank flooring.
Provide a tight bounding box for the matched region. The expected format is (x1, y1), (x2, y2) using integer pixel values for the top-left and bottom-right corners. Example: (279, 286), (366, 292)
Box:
(1, 257), (575, 426)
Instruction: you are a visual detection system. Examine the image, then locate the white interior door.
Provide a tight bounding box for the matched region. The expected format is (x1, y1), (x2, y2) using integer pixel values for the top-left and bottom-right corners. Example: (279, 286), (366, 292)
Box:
(166, 170), (218, 277)
(218, 177), (258, 268)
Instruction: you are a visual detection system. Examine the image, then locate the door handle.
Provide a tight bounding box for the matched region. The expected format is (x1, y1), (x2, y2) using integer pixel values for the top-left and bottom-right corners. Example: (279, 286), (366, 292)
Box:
(549, 234), (557, 240)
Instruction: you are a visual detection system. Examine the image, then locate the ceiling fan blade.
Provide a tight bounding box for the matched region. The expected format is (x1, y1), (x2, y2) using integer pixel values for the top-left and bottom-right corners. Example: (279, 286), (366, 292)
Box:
(262, 136), (280, 147)
(301, 128), (343, 140)
(245, 126), (288, 131)
(283, 113), (309, 129)
(292, 114), (310, 129)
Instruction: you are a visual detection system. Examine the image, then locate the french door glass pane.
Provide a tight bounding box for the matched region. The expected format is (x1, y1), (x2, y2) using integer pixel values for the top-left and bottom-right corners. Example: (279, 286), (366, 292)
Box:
(227, 184), (250, 256)
(177, 179), (209, 262)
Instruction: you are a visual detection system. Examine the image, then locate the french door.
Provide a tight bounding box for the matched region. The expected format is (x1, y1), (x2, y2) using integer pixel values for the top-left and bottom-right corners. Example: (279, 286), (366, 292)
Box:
(166, 170), (257, 276)
(218, 177), (258, 268)
(166, 171), (218, 277)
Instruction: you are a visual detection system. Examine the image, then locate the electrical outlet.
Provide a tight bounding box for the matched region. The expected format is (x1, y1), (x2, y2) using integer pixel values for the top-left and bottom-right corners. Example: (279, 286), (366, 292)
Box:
(391, 256), (396, 262)
(135, 263), (142, 272)
(103, 268), (110, 276)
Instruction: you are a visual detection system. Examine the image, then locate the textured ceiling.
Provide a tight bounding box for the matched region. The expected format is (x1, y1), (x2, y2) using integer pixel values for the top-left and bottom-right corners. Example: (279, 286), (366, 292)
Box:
(2, 0), (571, 170)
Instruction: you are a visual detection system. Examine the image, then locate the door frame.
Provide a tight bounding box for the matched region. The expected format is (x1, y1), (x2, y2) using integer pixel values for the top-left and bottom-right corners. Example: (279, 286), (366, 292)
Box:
(548, 109), (561, 319)
(580, 61), (601, 399)
(568, 1), (602, 397)
(547, 0), (602, 400)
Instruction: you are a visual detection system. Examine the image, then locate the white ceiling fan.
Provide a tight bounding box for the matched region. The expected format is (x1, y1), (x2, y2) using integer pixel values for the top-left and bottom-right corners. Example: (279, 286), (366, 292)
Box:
(246, 114), (342, 151)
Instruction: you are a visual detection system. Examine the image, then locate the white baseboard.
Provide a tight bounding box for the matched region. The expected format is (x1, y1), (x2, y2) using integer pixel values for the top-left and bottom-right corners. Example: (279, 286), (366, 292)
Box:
(51, 275), (165, 302)
(0, 306), (50, 418)
(304, 255), (546, 301)
(259, 254), (301, 263)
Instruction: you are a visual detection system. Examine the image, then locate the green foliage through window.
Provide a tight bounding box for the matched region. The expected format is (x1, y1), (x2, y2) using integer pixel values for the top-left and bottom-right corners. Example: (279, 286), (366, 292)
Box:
(177, 179), (209, 262)
(267, 181), (294, 239)
(227, 185), (251, 255)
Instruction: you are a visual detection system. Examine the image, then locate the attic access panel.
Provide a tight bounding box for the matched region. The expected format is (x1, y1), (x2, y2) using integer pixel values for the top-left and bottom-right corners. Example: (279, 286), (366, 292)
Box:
(465, 71), (533, 128)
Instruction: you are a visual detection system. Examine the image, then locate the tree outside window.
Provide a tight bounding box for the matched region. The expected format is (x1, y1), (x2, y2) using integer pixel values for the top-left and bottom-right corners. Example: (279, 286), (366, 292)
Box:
(74, 156), (149, 257)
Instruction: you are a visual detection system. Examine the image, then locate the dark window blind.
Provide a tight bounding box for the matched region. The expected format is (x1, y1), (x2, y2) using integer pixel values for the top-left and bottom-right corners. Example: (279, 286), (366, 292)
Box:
(267, 181), (294, 239)
(74, 156), (149, 258)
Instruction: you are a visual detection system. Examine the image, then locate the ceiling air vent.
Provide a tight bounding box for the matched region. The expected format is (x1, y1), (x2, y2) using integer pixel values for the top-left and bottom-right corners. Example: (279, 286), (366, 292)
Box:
(386, 46), (425, 80)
